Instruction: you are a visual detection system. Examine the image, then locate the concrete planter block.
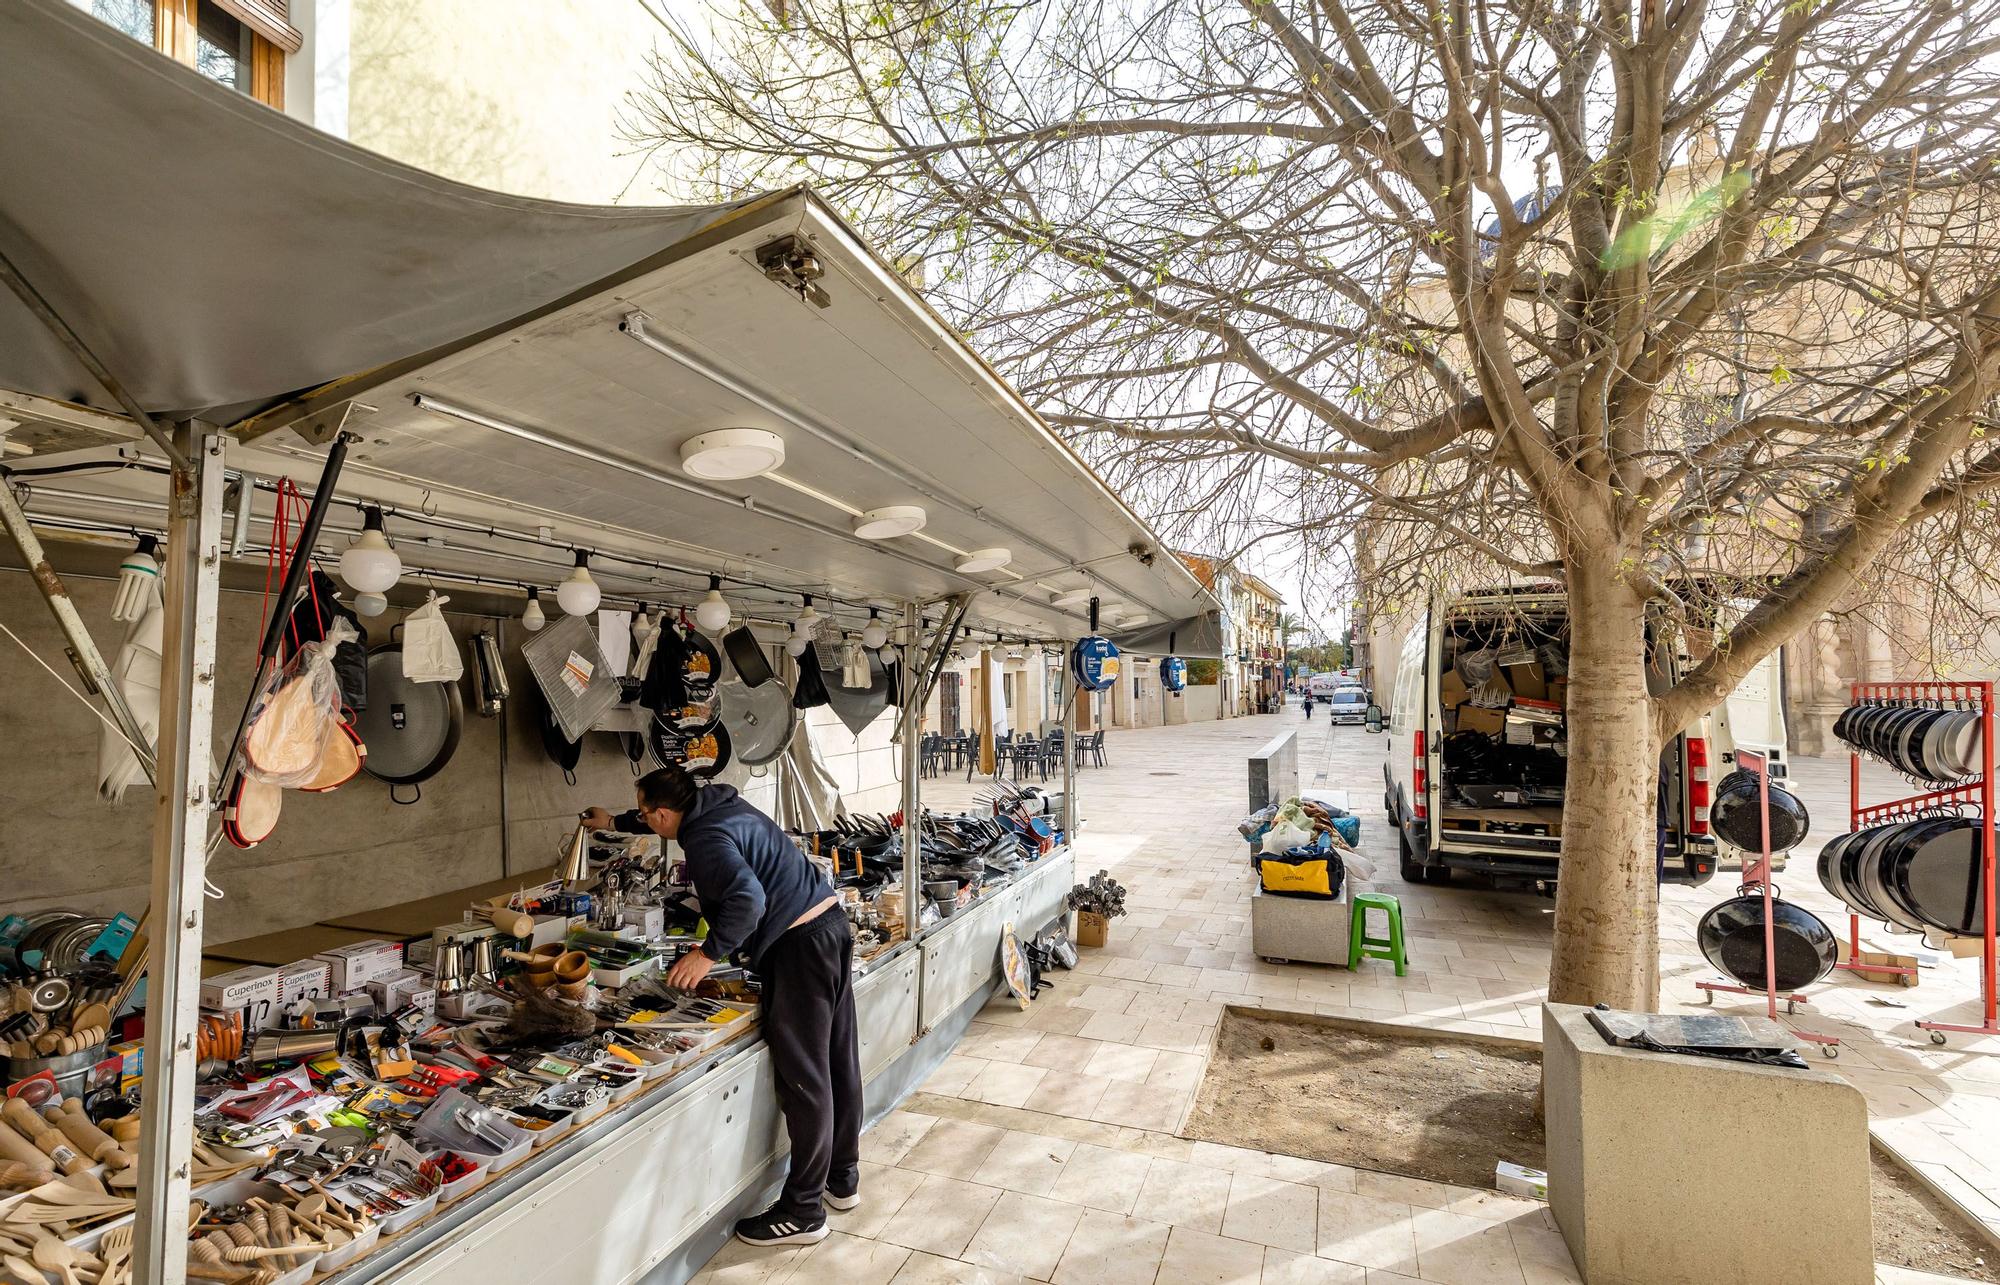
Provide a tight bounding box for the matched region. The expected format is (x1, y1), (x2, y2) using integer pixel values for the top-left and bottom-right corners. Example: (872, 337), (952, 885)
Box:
(1542, 1002), (1870, 1285)
(1250, 886), (1351, 967)
(1247, 730), (1298, 811)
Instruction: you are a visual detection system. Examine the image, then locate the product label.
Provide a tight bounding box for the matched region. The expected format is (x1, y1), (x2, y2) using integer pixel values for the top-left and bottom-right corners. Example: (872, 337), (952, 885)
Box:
(561, 652), (594, 696)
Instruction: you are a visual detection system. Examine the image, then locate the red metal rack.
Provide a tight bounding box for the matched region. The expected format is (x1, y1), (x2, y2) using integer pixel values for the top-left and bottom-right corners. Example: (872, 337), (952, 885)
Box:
(1845, 680), (1996, 1044)
(1696, 749), (1840, 1055)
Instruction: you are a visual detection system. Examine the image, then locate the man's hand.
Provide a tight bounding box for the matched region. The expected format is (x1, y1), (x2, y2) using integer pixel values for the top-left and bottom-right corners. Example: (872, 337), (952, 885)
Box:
(666, 948), (716, 992)
(581, 807), (616, 831)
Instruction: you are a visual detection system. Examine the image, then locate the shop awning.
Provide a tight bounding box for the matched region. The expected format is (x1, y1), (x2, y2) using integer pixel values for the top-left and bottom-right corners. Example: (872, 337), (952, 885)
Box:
(0, 0), (1219, 647)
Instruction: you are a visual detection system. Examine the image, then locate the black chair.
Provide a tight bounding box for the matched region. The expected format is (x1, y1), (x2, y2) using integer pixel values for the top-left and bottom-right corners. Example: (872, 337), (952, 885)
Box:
(918, 733), (942, 779)
(1010, 735), (1048, 782)
(1086, 730), (1107, 767)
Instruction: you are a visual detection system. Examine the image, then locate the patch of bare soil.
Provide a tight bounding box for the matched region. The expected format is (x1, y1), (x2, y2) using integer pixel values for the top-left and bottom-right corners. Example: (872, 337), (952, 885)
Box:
(1183, 1009), (1543, 1188)
(1872, 1147), (1998, 1282)
(1186, 1008), (1999, 1279)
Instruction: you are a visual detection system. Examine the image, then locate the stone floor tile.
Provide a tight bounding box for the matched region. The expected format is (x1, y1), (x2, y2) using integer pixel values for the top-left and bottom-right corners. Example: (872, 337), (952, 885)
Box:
(861, 1110), (938, 1167)
(1408, 1207), (1526, 1285)
(1261, 1247), (1367, 1284)
(779, 1231), (911, 1285)
(1047, 1141), (1155, 1214)
(961, 1189), (1085, 1280)
(889, 1250), (1032, 1284)
(1084, 1041), (1161, 1083)
(828, 1162), (929, 1240)
(1158, 1224), (1267, 1284)
(1137, 1156), (1236, 1233)
(1051, 1207), (1172, 1285)
(1222, 1171), (1320, 1254)
(876, 1173), (1005, 1259)
(967, 1060), (1051, 1109)
(1026, 1069), (1114, 1121)
(1314, 1190), (1420, 1274)
(1023, 1032), (1103, 1071)
(899, 1117), (1008, 1179)
(972, 1128), (1078, 1196)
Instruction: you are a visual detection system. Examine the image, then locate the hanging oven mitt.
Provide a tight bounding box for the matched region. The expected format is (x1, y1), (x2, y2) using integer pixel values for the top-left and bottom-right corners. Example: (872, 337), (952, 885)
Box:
(402, 592), (464, 683)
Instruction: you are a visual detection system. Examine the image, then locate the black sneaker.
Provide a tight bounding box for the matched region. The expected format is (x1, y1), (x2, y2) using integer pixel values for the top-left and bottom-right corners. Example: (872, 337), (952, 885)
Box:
(733, 1207), (828, 1247)
(825, 1179), (860, 1212)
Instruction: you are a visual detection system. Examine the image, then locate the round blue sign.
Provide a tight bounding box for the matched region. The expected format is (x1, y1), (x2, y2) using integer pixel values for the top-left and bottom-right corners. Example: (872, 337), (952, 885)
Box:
(1070, 636), (1122, 692)
(1160, 656), (1188, 692)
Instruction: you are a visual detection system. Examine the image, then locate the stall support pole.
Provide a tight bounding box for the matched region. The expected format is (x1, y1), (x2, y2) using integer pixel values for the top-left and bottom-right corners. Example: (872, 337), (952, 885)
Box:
(0, 477), (158, 778)
(133, 424), (225, 1285)
(1062, 662), (1077, 843)
(978, 647), (996, 777)
(901, 601), (922, 941)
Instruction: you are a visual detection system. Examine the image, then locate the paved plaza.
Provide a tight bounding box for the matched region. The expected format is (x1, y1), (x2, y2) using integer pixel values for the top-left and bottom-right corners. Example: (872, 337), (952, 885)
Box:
(695, 712), (1981, 1284)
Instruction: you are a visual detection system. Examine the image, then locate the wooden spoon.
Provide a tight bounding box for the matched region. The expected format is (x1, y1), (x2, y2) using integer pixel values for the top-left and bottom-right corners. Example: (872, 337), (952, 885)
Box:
(30, 1233), (81, 1285)
(2, 1251), (46, 1283)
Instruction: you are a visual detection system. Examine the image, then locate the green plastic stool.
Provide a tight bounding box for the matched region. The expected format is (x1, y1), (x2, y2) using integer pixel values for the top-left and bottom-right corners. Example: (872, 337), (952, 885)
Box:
(1347, 892), (1408, 976)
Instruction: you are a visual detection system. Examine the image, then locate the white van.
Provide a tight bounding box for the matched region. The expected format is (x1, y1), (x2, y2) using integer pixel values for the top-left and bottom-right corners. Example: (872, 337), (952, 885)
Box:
(1380, 587), (1785, 889)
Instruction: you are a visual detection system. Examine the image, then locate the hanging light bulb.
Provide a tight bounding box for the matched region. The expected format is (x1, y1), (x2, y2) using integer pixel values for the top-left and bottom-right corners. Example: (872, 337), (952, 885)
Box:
(787, 594), (817, 657)
(354, 591), (388, 618)
(694, 574), (731, 634)
(556, 550), (601, 616)
(796, 594), (819, 632)
(338, 506), (402, 594)
(521, 586), (547, 633)
(860, 607), (888, 650)
(958, 638), (981, 663)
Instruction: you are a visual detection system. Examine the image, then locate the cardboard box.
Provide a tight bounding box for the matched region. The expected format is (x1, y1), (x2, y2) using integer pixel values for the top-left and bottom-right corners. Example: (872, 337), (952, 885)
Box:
(1439, 667), (1470, 708)
(1550, 679), (1567, 708)
(1456, 703), (1507, 737)
(367, 968), (432, 1011)
(316, 939), (405, 994)
(198, 964), (281, 1030)
(1505, 661), (1549, 701)
(277, 959), (332, 1009)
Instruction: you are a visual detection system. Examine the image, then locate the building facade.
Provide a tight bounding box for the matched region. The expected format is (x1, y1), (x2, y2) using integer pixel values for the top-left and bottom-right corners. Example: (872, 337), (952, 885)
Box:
(1175, 552), (1285, 717)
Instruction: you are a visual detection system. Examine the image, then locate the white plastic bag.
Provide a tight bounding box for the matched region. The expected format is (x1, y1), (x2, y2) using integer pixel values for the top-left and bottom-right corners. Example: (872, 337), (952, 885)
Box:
(402, 592), (463, 683)
(244, 619), (354, 787)
(1261, 821), (1313, 854)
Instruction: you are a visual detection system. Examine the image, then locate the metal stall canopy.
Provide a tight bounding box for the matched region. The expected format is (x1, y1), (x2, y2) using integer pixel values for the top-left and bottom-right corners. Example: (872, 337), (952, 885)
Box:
(0, 0), (1217, 644)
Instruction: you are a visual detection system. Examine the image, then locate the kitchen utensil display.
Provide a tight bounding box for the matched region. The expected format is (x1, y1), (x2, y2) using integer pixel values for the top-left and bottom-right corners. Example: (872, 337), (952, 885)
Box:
(522, 613), (621, 742)
(297, 714), (365, 793)
(1835, 702), (1983, 782)
(679, 627), (720, 691)
(717, 675), (793, 767)
(647, 717), (731, 778)
(1696, 891), (1837, 992)
(1818, 817), (1986, 936)
(1708, 770), (1811, 854)
(357, 644), (463, 798)
(721, 627), (774, 687)
(470, 630), (509, 717)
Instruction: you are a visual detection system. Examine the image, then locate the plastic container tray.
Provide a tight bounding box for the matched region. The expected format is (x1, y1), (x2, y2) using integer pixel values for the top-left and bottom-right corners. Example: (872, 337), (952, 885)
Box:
(376, 1188), (439, 1235)
(314, 1220), (382, 1273)
(426, 1151), (491, 1205)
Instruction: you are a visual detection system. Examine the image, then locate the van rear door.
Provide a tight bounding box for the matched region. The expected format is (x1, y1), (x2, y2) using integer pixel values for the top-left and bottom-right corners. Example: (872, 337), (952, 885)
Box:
(1712, 646), (1789, 774)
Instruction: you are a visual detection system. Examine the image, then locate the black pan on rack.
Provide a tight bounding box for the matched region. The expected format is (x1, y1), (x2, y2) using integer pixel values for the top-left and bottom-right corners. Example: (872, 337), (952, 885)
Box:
(1696, 891), (1837, 992)
(1835, 701), (1986, 782)
(1883, 817), (1985, 937)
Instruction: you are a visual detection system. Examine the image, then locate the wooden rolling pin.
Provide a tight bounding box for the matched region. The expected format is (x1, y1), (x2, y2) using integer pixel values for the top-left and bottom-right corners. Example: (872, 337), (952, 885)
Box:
(481, 906), (535, 938)
(0, 1097), (89, 1175)
(0, 1117), (52, 1170)
(105, 1116), (142, 1145)
(46, 1100), (130, 1169)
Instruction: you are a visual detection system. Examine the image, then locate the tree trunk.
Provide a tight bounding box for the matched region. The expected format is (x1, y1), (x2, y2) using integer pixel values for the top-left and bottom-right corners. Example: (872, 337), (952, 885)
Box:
(1547, 560), (1663, 1010)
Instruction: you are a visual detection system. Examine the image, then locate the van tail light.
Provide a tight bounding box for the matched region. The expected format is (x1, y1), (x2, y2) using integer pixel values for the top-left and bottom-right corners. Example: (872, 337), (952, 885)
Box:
(1686, 736), (1710, 835)
(1413, 731), (1428, 820)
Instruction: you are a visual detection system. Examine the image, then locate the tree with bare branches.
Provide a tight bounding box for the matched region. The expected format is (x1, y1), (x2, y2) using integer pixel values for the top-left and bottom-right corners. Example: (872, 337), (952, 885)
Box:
(633, 0), (2000, 1009)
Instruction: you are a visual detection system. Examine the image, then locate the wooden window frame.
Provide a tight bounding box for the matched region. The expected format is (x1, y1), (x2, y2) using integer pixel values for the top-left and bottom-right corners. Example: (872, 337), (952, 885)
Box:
(151, 0), (284, 109)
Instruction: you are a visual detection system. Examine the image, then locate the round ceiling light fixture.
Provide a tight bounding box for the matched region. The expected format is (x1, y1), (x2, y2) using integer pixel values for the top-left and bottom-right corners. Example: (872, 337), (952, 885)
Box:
(694, 574), (731, 634)
(521, 587), (548, 633)
(338, 506), (402, 594)
(860, 608), (889, 650)
(852, 505), (927, 540)
(678, 428), (786, 481)
(955, 547), (1012, 574)
(556, 550), (601, 616)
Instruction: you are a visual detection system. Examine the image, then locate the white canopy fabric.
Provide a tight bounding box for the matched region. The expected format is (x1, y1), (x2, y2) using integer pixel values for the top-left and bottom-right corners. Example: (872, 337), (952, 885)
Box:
(0, 0), (1222, 651)
(0, 0), (746, 422)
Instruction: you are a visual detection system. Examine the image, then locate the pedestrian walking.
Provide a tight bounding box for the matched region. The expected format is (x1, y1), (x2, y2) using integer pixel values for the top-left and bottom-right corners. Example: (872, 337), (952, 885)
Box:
(1304, 696), (1315, 719)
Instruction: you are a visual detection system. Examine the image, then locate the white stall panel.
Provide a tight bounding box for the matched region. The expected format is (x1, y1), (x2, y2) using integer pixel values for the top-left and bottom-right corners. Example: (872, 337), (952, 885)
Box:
(856, 950), (920, 1081)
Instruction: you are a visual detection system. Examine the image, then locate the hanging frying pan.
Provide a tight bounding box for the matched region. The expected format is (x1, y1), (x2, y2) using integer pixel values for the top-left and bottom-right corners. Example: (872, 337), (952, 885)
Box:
(223, 776), (282, 848)
(1885, 817), (1984, 935)
(1857, 822), (1936, 933)
(664, 687), (723, 737)
(680, 627), (720, 692)
(647, 716), (731, 778)
(719, 676), (793, 768)
(298, 713), (365, 793)
(356, 644), (462, 803)
(1696, 892), (1836, 992)
(722, 627), (774, 687)
(823, 648), (890, 736)
(1708, 771), (1811, 854)
(1925, 710), (1982, 781)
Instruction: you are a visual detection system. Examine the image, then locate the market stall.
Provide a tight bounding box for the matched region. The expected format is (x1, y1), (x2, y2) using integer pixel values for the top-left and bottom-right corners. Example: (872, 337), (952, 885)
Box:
(0, 4), (1219, 1282)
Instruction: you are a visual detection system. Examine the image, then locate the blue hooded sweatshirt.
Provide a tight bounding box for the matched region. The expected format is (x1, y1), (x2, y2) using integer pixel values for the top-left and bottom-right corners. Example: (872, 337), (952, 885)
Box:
(616, 783), (833, 971)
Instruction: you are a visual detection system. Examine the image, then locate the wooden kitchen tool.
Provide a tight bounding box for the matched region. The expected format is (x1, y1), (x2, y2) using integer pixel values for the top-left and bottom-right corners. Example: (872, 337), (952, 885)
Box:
(0, 1101), (88, 1176)
(45, 1100), (130, 1169)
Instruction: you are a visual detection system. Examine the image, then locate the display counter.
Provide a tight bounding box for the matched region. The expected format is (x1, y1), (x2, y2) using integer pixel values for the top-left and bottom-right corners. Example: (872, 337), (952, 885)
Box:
(320, 848), (1074, 1285)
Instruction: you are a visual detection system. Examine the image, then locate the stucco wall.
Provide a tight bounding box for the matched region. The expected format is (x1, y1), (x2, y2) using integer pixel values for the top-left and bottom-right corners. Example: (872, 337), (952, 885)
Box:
(344, 0), (663, 204)
(0, 568), (897, 942)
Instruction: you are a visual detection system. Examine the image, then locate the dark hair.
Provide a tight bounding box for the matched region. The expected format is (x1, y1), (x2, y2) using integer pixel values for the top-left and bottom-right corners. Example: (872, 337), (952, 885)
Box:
(635, 765), (699, 814)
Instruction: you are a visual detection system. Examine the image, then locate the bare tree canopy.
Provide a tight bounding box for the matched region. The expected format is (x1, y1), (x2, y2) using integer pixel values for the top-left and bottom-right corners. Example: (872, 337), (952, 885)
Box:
(634, 0), (2000, 1008)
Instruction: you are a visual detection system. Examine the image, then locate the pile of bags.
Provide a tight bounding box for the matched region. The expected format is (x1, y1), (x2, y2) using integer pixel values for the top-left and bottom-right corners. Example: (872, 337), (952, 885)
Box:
(1238, 796), (1371, 899)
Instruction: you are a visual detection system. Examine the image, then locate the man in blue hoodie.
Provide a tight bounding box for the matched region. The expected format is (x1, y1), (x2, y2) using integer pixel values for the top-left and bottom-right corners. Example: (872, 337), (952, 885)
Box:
(583, 764), (857, 1248)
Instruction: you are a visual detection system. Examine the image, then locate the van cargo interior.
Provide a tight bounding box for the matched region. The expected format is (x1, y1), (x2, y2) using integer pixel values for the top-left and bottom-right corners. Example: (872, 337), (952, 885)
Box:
(1438, 611), (1570, 841)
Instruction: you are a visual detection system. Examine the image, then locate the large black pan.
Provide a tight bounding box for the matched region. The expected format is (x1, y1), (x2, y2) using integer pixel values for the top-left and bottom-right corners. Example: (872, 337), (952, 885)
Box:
(1884, 817), (1985, 936)
(1696, 892), (1837, 992)
(1708, 770), (1811, 854)
(356, 645), (463, 802)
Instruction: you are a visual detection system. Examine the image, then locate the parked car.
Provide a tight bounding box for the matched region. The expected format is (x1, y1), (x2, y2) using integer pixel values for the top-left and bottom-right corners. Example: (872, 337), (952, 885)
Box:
(1326, 687), (1371, 725)
(1378, 587), (1786, 891)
